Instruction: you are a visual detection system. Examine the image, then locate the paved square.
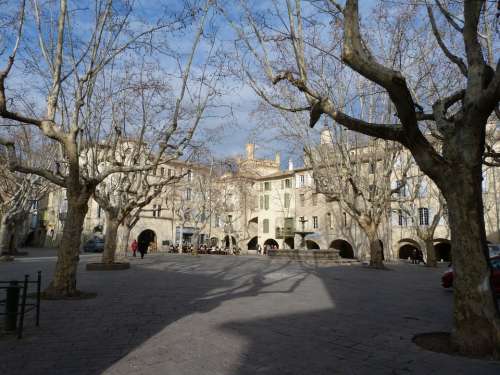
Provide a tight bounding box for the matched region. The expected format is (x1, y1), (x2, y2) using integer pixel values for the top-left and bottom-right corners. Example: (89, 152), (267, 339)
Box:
(1, 252), (499, 374)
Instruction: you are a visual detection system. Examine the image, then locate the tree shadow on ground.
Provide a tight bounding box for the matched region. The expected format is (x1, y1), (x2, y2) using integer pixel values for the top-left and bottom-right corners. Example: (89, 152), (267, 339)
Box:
(1, 256), (498, 374)
(216, 262), (500, 375)
(0, 255), (315, 375)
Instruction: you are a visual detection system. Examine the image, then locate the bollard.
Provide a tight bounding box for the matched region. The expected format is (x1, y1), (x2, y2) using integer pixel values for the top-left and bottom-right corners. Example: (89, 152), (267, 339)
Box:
(5, 281), (20, 331)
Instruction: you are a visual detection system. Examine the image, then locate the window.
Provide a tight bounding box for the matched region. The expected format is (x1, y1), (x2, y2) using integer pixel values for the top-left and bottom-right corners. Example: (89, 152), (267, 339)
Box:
(396, 180), (407, 197)
(187, 170), (192, 182)
(369, 161), (375, 174)
(259, 195), (263, 209)
(215, 215), (220, 227)
(284, 193), (290, 208)
(398, 209), (407, 226)
(285, 179), (291, 188)
(419, 207), (429, 226)
(299, 175), (305, 187)
(327, 213), (332, 229)
(160, 167), (165, 176)
(264, 181), (271, 191)
(264, 195), (270, 210)
(300, 194), (305, 207)
(157, 205), (162, 217)
(186, 188), (192, 201)
(227, 215), (232, 223)
(313, 216), (318, 229)
(343, 212), (347, 227)
(263, 219), (269, 233)
(153, 204), (157, 217)
(312, 194), (318, 206)
(168, 169), (173, 177)
(97, 205), (101, 218)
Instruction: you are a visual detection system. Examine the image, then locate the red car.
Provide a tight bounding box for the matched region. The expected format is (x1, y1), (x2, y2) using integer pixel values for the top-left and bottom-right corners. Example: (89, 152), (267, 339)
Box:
(442, 255), (500, 295)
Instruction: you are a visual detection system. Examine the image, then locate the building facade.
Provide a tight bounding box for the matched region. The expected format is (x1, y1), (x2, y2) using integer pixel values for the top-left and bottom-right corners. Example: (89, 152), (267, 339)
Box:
(39, 129), (499, 262)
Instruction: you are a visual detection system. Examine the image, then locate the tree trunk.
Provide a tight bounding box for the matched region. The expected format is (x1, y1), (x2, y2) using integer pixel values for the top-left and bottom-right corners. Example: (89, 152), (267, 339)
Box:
(43, 190), (91, 298)
(360, 222), (384, 268)
(0, 215), (14, 255)
(101, 210), (120, 264)
(367, 235), (384, 268)
(443, 168), (500, 357)
(116, 224), (131, 259)
(179, 225), (184, 253)
(192, 231), (199, 255)
(424, 238), (437, 267)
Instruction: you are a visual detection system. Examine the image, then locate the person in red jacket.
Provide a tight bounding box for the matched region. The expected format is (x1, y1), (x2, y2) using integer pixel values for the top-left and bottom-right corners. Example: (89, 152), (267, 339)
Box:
(131, 239), (138, 257)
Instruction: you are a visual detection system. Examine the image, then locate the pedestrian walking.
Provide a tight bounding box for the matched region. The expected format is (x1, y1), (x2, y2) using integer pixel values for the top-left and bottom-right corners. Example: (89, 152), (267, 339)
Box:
(131, 239), (138, 257)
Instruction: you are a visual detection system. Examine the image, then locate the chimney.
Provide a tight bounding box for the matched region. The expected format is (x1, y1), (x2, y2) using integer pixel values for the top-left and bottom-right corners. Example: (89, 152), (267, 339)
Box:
(275, 152), (281, 166)
(288, 159), (294, 171)
(246, 143), (255, 160)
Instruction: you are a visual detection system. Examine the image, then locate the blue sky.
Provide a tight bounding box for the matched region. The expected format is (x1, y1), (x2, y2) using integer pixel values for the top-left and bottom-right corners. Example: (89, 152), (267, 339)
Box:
(1, 0), (381, 170)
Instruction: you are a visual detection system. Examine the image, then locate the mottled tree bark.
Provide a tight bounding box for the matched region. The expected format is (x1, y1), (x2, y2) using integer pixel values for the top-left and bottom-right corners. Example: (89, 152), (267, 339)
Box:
(442, 167), (500, 357)
(43, 189), (91, 298)
(116, 223), (131, 259)
(0, 215), (14, 255)
(359, 218), (384, 268)
(101, 210), (120, 264)
(424, 238), (437, 268)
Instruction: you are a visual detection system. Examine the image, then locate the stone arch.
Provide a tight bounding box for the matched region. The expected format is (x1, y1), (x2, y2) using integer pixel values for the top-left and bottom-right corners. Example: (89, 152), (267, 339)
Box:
(247, 236), (258, 250)
(138, 229), (156, 253)
(330, 239), (354, 259)
(398, 238), (422, 260)
(284, 237), (294, 249)
(434, 239), (451, 262)
(306, 240), (320, 250)
(264, 238), (279, 249)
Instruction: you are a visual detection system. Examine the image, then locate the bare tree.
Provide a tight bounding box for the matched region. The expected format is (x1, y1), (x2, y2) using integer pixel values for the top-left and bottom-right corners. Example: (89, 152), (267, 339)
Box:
(223, 0), (500, 356)
(307, 126), (406, 268)
(0, 0), (215, 298)
(0, 127), (54, 256)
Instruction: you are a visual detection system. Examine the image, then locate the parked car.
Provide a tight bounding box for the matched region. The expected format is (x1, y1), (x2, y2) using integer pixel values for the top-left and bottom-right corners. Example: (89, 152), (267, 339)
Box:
(83, 238), (105, 253)
(442, 244), (500, 295)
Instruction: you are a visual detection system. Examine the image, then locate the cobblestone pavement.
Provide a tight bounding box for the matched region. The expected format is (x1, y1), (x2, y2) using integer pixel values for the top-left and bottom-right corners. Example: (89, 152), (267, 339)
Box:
(1, 251), (499, 375)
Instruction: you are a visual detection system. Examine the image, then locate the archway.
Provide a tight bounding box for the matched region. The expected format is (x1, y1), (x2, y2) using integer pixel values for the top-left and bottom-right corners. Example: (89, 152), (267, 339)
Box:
(306, 240), (320, 250)
(434, 241), (451, 262)
(330, 239), (354, 259)
(210, 237), (219, 246)
(224, 235), (237, 248)
(247, 236), (258, 250)
(264, 238), (279, 249)
(399, 244), (422, 261)
(379, 240), (385, 260)
(138, 229), (156, 254)
(284, 237), (294, 249)
(398, 239), (421, 261)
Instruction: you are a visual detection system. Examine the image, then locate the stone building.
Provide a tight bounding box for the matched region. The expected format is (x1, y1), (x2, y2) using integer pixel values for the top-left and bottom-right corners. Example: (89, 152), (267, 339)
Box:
(38, 126), (499, 262)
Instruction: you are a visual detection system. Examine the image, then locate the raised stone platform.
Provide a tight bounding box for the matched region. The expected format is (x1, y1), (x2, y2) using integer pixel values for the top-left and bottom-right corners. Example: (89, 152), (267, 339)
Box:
(267, 249), (342, 261)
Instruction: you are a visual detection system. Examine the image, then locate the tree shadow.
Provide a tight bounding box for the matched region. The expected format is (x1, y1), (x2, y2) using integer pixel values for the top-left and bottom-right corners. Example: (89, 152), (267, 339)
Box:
(0, 255), (315, 374)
